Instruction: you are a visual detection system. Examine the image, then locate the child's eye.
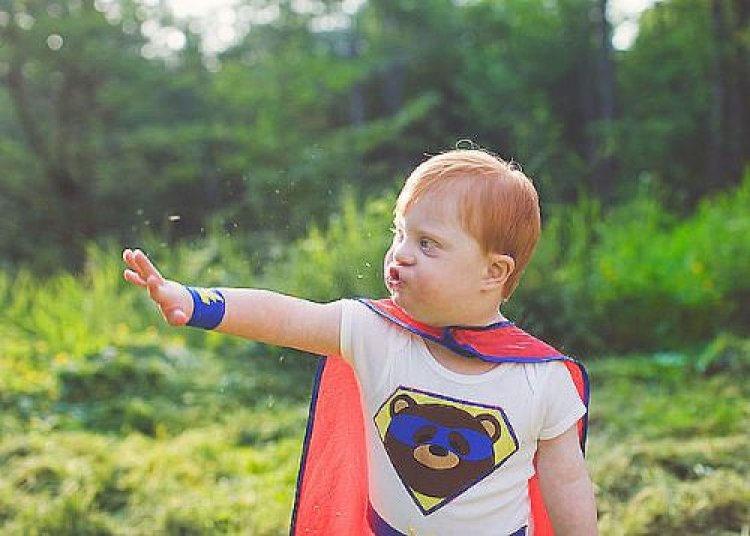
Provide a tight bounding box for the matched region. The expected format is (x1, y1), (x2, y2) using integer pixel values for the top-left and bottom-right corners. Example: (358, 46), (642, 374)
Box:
(419, 238), (436, 251)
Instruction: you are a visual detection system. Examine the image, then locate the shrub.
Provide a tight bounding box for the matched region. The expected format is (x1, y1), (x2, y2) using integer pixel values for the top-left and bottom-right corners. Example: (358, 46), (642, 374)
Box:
(695, 333), (750, 376)
(57, 348), (169, 404)
(513, 172), (750, 354)
(267, 189), (393, 301)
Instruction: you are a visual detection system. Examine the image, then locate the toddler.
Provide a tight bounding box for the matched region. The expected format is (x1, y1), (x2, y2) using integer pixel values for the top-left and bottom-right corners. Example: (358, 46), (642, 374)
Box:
(123, 149), (597, 535)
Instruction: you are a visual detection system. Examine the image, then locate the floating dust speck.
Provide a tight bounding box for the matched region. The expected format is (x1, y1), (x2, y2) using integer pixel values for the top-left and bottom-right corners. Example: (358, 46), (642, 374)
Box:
(47, 34), (64, 51)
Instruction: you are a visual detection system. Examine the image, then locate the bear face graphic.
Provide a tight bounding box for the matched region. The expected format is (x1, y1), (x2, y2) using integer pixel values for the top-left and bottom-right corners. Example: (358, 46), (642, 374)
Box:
(383, 393), (502, 499)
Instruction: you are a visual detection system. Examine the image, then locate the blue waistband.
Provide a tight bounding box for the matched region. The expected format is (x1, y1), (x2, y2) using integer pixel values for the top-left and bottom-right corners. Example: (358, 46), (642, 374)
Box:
(367, 502), (526, 536)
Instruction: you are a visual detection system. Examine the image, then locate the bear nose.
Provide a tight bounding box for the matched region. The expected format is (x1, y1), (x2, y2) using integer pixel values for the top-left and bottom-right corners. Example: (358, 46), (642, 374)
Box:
(429, 445), (449, 457)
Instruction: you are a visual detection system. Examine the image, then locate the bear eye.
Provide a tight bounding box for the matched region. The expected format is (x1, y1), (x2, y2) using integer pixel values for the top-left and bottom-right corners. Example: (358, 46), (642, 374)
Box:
(448, 432), (470, 456)
(414, 426), (437, 445)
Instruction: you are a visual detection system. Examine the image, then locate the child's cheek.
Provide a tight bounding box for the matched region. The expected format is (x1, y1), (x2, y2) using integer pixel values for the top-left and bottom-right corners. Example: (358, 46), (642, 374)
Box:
(384, 246), (394, 266)
(383, 248), (393, 285)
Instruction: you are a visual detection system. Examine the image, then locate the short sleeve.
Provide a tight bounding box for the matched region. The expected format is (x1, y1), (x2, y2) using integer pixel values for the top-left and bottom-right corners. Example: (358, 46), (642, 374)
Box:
(339, 299), (358, 364)
(340, 299), (376, 365)
(537, 361), (587, 441)
(339, 299), (397, 391)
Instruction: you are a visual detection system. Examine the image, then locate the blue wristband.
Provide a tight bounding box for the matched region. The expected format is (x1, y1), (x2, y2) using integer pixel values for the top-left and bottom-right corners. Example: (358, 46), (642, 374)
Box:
(185, 286), (226, 329)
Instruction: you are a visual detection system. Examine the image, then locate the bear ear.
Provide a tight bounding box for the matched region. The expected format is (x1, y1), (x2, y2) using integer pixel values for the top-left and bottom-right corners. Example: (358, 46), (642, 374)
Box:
(390, 393), (416, 416)
(475, 413), (502, 443)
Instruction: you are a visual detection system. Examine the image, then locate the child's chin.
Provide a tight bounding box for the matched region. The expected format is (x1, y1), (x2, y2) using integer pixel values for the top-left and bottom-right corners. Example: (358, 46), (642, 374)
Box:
(391, 295), (425, 321)
(391, 293), (410, 311)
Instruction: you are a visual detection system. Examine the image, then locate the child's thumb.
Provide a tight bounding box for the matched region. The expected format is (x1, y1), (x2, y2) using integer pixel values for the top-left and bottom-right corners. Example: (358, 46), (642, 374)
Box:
(147, 278), (190, 326)
(164, 307), (188, 326)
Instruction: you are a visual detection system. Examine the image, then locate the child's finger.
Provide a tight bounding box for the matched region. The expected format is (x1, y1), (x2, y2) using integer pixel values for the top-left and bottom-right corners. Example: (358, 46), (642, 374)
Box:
(123, 248), (138, 272)
(133, 249), (165, 284)
(164, 307), (188, 326)
(123, 248), (149, 281)
(123, 269), (147, 287)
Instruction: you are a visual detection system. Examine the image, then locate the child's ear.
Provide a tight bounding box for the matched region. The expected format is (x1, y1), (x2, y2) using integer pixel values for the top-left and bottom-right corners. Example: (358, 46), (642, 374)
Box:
(482, 253), (515, 291)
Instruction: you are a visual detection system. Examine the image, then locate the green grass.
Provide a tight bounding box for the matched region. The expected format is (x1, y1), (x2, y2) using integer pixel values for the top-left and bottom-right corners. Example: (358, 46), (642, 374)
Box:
(586, 351), (750, 535)
(0, 340), (315, 535)
(3, 343), (747, 534)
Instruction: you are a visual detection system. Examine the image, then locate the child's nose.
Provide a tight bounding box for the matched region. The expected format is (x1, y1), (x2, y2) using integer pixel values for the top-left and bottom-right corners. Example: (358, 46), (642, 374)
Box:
(392, 241), (416, 265)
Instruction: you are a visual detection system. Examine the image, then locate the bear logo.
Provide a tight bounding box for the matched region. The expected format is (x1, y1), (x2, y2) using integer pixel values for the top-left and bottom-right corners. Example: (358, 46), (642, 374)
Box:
(375, 387), (519, 515)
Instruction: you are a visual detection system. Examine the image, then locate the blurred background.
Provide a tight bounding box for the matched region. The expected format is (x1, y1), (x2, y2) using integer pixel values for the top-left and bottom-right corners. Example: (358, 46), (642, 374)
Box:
(0, 0), (748, 534)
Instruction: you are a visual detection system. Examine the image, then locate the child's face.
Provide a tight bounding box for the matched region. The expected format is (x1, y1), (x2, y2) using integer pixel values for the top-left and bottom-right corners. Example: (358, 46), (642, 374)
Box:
(385, 192), (496, 326)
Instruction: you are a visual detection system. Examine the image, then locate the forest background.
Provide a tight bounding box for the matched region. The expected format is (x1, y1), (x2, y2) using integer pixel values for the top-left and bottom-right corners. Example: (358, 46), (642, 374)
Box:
(0, 0), (748, 534)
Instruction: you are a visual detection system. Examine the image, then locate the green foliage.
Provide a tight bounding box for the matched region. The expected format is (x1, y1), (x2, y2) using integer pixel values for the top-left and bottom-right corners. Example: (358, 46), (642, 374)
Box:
(510, 172), (750, 353)
(56, 347), (170, 435)
(615, 0), (715, 195)
(588, 352), (748, 440)
(695, 333), (750, 376)
(0, 239), (316, 437)
(456, 0), (594, 199)
(0, 244), (165, 362)
(0, 1), (170, 269)
(3, 0), (748, 271)
(269, 189), (392, 301)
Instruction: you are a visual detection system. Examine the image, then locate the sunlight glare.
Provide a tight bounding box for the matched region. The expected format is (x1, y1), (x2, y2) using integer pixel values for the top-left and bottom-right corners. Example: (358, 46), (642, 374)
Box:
(163, 0), (656, 53)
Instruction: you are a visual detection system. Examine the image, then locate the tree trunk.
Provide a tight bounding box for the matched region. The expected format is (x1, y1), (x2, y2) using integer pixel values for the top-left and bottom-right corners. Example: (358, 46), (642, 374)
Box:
(727, 0), (748, 184)
(705, 0), (744, 193)
(383, 56), (405, 117)
(592, 0), (618, 200)
(5, 23), (90, 265)
(344, 30), (366, 126)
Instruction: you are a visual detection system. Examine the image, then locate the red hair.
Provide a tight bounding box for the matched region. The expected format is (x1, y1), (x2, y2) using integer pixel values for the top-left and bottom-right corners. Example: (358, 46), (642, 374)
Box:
(395, 149), (541, 299)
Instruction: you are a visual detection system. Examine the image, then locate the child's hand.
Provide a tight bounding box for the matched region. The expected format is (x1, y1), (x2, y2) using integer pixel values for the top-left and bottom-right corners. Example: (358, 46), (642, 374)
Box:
(122, 248), (193, 326)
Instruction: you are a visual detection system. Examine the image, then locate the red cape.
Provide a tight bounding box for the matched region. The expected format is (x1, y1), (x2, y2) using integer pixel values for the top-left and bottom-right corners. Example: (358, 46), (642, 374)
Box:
(291, 299), (589, 535)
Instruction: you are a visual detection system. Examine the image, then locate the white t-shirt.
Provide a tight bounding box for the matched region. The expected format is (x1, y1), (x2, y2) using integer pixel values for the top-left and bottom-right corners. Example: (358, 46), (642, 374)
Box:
(339, 299), (586, 535)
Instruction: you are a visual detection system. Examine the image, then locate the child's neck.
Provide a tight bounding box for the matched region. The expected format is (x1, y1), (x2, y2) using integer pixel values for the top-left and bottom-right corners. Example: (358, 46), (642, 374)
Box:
(463, 309), (507, 327)
(443, 305), (506, 328)
(424, 339), (500, 375)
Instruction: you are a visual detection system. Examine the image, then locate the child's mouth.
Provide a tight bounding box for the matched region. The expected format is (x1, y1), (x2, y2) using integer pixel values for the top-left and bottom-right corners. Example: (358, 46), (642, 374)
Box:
(387, 266), (402, 289)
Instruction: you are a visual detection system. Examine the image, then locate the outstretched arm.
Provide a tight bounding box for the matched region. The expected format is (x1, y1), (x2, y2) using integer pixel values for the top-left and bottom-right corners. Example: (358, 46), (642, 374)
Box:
(536, 425), (598, 535)
(122, 248), (341, 356)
